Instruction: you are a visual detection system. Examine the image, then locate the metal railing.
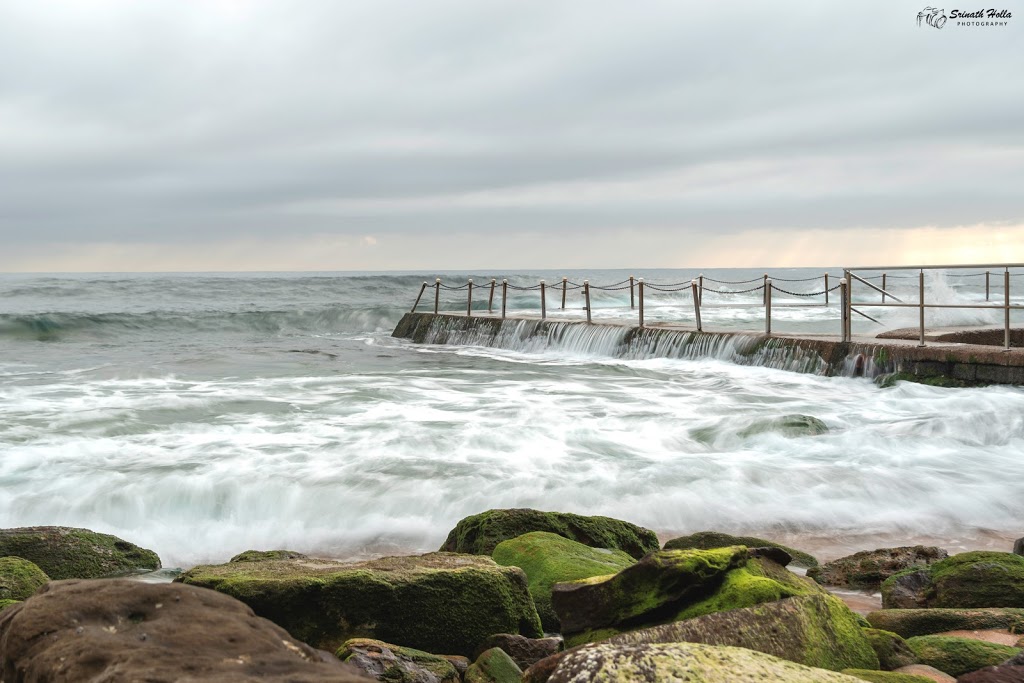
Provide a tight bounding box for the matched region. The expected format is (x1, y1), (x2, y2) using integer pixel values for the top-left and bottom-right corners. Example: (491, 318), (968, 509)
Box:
(409, 265), (1023, 349)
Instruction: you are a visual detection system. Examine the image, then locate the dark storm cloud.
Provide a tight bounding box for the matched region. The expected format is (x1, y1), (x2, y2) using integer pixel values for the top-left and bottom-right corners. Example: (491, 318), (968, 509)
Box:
(0, 0), (1021, 265)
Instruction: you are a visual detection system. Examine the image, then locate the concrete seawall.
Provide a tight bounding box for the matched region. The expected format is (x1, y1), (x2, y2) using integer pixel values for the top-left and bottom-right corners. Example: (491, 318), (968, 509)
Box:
(392, 312), (1024, 386)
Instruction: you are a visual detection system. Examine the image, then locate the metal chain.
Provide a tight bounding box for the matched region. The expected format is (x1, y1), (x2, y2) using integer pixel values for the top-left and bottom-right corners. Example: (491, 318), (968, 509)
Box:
(771, 283), (843, 297)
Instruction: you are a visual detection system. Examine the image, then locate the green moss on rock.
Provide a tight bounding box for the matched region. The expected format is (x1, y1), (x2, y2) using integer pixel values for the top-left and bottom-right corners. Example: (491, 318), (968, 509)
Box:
(177, 552), (542, 656)
(441, 509), (659, 559)
(867, 608), (1024, 638)
(229, 549), (308, 563)
(0, 527), (160, 580)
(465, 647), (522, 683)
(737, 414), (829, 438)
(492, 532), (635, 631)
(840, 669), (935, 683)
(905, 635), (1021, 677)
(0, 556), (49, 602)
(862, 628), (918, 670)
(663, 531), (819, 568)
(338, 638), (460, 682)
(881, 552), (1024, 609)
(808, 547), (947, 590)
(0, 598), (21, 612)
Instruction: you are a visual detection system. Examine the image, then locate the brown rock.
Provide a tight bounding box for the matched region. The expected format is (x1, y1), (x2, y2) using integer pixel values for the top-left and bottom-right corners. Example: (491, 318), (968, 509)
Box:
(893, 664), (957, 682)
(808, 546), (948, 590)
(338, 639), (459, 683)
(0, 579), (371, 682)
(957, 665), (1024, 682)
(474, 634), (563, 670)
(1013, 538), (1023, 557)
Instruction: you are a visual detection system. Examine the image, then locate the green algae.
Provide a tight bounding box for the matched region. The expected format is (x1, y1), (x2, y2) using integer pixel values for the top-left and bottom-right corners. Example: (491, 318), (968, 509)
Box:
(229, 549), (308, 563)
(867, 608), (1024, 638)
(861, 628), (917, 670)
(0, 556), (49, 602)
(0, 527), (160, 580)
(881, 552), (1024, 609)
(663, 531), (819, 568)
(338, 638), (460, 682)
(906, 635), (1021, 677)
(492, 532), (634, 631)
(840, 669), (934, 683)
(465, 647), (522, 683)
(0, 598), (21, 612)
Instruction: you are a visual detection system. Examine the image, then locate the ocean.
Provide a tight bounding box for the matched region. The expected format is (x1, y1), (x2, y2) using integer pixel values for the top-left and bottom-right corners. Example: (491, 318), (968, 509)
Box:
(1, 269), (1021, 570)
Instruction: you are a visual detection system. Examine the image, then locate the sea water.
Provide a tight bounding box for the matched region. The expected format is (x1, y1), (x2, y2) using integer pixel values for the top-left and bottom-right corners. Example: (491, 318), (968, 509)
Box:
(1, 269), (1021, 569)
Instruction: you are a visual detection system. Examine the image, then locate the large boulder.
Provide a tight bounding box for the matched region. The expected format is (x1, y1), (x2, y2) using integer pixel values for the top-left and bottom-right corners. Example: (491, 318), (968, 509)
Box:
(537, 641), (868, 683)
(959, 665), (1024, 682)
(473, 634), (563, 670)
(0, 557), (48, 602)
(663, 530), (818, 568)
(441, 509), (659, 559)
(808, 547), (948, 590)
(866, 609), (1024, 639)
(862, 628), (918, 670)
(492, 531), (634, 631)
(839, 671), (935, 683)
(0, 526), (160, 579)
(551, 546), (828, 647)
(337, 638), (460, 683)
(881, 553), (1024, 609)
(464, 647), (522, 683)
(606, 593), (879, 671)
(904, 635), (1021, 678)
(231, 549), (309, 563)
(177, 552), (542, 656)
(1013, 537), (1023, 557)
(0, 579), (371, 682)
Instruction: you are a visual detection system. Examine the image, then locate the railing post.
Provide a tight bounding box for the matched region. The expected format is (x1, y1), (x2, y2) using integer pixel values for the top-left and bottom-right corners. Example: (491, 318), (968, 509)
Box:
(839, 280), (848, 341)
(1004, 269), (1011, 351)
(918, 269), (925, 347)
(824, 272), (829, 305)
(584, 280), (592, 323)
(698, 273), (704, 306)
(986, 270), (991, 301)
(691, 279), (702, 331)
(501, 279), (508, 319)
(467, 279), (473, 317)
(638, 278), (645, 327)
(881, 273), (887, 303)
(763, 273), (768, 305)
(540, 280), (547, 319)
(561, 277), (567, 309)
(765, 279), (772, 334)
(488, 279), (496, 312)
(844, 270), (853, 342)
(411, 282), (427, 312)
(629, 276), (635, 309)
(434, 278), (440, 314)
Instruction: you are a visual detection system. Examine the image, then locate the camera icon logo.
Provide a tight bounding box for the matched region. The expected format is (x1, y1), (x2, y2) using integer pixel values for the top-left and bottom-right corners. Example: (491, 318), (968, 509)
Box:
(917, 6), (948, 28)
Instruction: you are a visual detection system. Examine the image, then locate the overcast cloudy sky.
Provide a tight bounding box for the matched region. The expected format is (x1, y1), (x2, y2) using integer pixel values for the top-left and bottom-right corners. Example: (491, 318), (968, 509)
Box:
(0, 1), (1021, 271)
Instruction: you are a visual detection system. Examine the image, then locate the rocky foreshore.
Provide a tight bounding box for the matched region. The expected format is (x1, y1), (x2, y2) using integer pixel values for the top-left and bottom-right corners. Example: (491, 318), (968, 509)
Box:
(1, 515), (1023, 682)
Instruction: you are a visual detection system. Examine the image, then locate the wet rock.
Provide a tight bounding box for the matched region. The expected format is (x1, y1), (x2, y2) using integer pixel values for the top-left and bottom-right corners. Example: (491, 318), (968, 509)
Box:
(441, 508), (659, 559)
(867, 609), (1024, 639)
(337, 638), (460, 683)
(474, 633), (562, 670)
(958, 664), (1024, 682)
(0, 526), (161, 579)
(551, 546), (826, 647)
(738, 414), (829, 438)
(543, 641), (867, 683)
(177, 552), (542, 656)
(465, 647), (521, 683)
(893, 664), (956, 682)
(840, 670), (936, 683)
(863, 628), (919, 670)
(1013, 538), (1023, 557)
(882, 553), (1024, 610)
(491, 531), (634, 631)
(0, 557), (48, 602)
(663, 530), (819, 568)
(0, 579), (371, 682)
(809, 546), (948, 590)
(607, 593), (879, 671)
(231, 549), (309, 563)
(905, 635), (1021, 678)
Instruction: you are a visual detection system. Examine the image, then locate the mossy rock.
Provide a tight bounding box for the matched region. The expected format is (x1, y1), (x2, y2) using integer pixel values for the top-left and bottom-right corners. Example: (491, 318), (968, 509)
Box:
(553, 546), (827, 647)
(338, 638), (460, 683)
(808, 547), (947, 590)
(862, 628), (918, 670)
(0, 556), (49, 601)
(738, 414), (829, 438)
(177, 552), (542, 656)
(545, 641), (869, 683)
(867, 608), (1024, 638)
(840, 669), (935, 683)
(0, 599), (20, 612)
(905, 635), (1021, 677)
(663, 530), (818, 568)
(229, 549), (308, 563)
(881, 552), (1024, 609)
(492, 532), (635, 631)
(441, 509), (659, 559)
(465, 647), (522, 683)
(0, 527), (160, 580)
(605, 593), (878, 671)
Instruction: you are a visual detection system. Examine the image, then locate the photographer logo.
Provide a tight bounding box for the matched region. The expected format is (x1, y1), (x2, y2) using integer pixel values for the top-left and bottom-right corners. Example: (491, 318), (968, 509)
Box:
(917, 6), (1012, 28)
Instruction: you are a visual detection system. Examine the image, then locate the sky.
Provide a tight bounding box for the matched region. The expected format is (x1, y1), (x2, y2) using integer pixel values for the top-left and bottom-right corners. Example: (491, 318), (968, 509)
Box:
(0, 1), (1021, 271)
